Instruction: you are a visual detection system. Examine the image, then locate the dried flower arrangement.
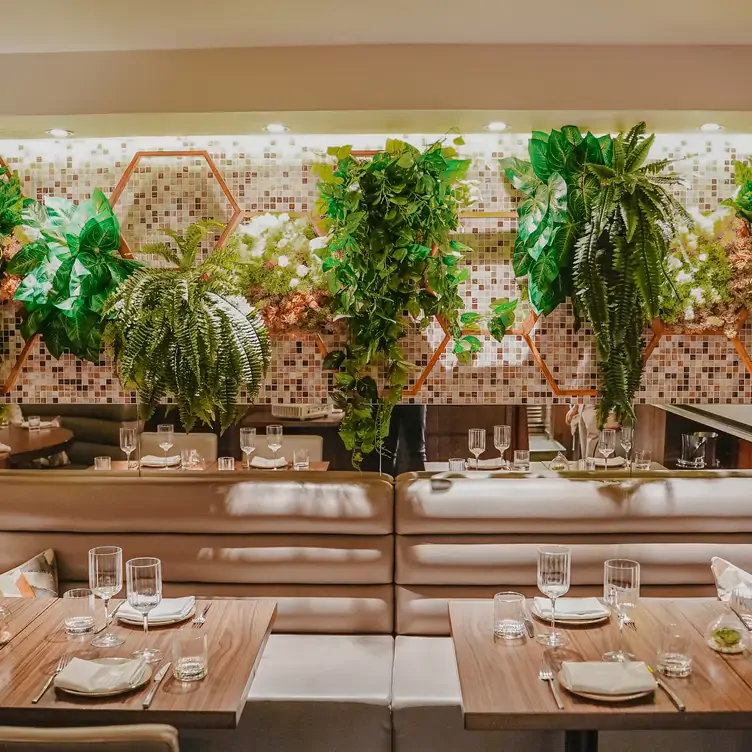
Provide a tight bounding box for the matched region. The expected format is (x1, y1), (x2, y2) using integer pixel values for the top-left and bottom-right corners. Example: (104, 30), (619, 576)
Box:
(232, 213), (335, 335)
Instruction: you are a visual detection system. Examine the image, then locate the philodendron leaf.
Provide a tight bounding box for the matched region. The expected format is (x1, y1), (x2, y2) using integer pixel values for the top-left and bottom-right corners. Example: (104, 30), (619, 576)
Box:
(546, 130), (567, 174)
(513, 242), (532, 277)
(500, 157), (541, 195)
(6, 240), (48, 276)
(546, 172), (568, 221)
(530, 247), (559, 291)
(14, 273), (50, 305)
(79, 215), (120, 254)
(560, 125), (583, 147)
(529, 137), (551, 181)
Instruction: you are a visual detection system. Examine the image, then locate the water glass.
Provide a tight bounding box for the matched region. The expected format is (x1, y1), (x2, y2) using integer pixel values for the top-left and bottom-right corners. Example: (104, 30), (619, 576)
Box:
(157, 424), (174, 458)
(494, 425), (511, 469)
(657, 623), (692, 677)
(181, 448), (194, 470)
(267, 425), (283, 467)
(218, 456), (235, 471)
(603, 558), (640, 662)
(585, 457), (597, 471)
(63, 588), (96, 635)
(599, 429), (616, 465)
(448, 458), (467, 472)
(126, 557), (163, 664)
(493, 592), (526, 640)
(634, 449), (651, 470)
(513, 449), (530, 472)
(88, 546), (124, 648)
(120, 426), (137, 469)
(468, 428), (485, 470)
(173, 630), (208, 681)
(94, 456), (112, 471)
(27, 415), (41, 430)
(536, 545), (571, 647)
(293, 448), (310, 471)
(621, 425), (633, 461)
(240, 427), (256, 468)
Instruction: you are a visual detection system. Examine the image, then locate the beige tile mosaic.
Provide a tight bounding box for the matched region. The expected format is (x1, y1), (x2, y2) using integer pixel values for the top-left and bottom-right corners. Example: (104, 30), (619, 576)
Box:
(1, 133), (751, 405)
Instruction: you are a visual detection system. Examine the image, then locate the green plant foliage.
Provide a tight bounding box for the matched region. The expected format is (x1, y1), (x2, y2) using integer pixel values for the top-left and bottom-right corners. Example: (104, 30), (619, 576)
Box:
(501, 127), (613, 316)
(458, 297), (518, 343)
(314, 137), (472, 465)
(7, 189), (141, 363)
(573, 122), (690, 424)
(0, 167), (30, 237)
(104, 221), (271, 432)
(722, 158), (752, 224)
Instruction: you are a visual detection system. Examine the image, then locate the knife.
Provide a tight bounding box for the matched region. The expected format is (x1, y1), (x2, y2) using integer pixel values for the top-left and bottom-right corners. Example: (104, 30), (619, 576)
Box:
(646, 664), (686, 712)
(142, 661), (171, 709)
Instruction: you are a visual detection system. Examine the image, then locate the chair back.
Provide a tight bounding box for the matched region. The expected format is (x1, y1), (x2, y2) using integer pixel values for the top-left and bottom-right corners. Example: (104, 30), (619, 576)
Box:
(139, 432), (218, 463)
(252, 434), (324, 463)
(0, 724), (179, 751)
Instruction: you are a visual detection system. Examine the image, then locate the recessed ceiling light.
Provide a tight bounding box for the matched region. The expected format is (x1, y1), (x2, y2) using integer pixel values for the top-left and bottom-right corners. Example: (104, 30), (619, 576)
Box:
(45, 128), (74, 138)
(484, 121), (509, 132)
(700, 123), (724, 132)
(263, 123), (289, 134)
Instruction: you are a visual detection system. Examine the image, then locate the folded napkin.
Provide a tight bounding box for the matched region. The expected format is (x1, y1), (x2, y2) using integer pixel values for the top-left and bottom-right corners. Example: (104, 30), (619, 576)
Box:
(19, 420), (56, 429)
(250, 456), (288, 469)
(140, 454), (181, 467)
(118, 596), (195, 623)
(55, 657), (145, 693)
(534, 597), (610, 620)
(593, 456), (626, 467)
(562, 661), (656, 695)
(0, 443), (10, 454)
(711, 557), (752, 601)
(466, 458), (505, 470)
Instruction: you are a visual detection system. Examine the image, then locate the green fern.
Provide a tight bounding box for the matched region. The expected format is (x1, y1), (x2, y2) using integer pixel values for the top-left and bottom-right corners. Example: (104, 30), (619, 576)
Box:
(104, 223), (271, 432)
(573, 123), (690, 424)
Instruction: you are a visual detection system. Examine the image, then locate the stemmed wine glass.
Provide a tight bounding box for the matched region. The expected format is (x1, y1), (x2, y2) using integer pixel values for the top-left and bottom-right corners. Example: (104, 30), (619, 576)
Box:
(267, 425), (283, 469)
(89, 546), (124, 648)
(120, 427), (137, 470)
(621, 425), (633, 467)
(599, 429), (616, 467)
(468, 428), (485, 470)
(240, 427), (256, 469)
(126, 557), (163, 664)
(536, 545), (571, 647)
(494, 425), (511, 469)
(603, 559), (640, 662)
(157, 424), (174, 460)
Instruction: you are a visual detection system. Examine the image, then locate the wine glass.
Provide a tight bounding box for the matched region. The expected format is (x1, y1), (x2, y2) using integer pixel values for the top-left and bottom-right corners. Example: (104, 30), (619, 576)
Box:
(157, 424), (174, 460)
(88, 546), (124, 648)
(603, 559), (640, 662)
(621, 425), (633, 466)
(240, 427), (256, 469)
(599, 428), (616, 467)
(120, 427), (137, 470)
(493, 425), (511, 469)
(536, 545), (571, 647)
(267, 425), (283, 469)
(468, 428), (485, 470)
(126, 557), (163, 664)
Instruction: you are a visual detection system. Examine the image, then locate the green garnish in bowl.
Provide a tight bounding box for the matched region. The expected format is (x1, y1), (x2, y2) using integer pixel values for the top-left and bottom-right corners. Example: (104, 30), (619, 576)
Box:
(712, 627), (742, 647)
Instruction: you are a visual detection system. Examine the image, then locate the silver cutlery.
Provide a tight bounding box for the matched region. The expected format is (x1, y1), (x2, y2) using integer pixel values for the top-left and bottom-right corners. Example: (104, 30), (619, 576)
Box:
(142, 661), (172, 709)
(32, 654), (70, 704)
(623, 615), (637, 632)
(646, 664), (686, 712)
(93, 601), (125, 634)
(538, 667), (564, 710)
(192, 602), (212, 629)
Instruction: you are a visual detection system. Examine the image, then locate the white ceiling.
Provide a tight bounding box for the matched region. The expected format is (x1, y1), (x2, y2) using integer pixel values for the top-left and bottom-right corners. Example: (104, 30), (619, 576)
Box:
(2, 0), (751, 52)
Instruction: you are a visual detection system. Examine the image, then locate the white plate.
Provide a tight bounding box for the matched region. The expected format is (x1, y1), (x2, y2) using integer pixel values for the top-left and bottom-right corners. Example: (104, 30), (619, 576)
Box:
(55, 657), (152, 697)
(593, 457), (626, 468)
(532, 606), (611, 626)
(557, 669), (655, 703)
(117, 607), (195, 627)
(140, 460), (181, 468)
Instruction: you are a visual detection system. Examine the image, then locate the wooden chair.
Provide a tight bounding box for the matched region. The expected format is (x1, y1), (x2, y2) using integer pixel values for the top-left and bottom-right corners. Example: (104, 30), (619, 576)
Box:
(0, 724), (179, 751)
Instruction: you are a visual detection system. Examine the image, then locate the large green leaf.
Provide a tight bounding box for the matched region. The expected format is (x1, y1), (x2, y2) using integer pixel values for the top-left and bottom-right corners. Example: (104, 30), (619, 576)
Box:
(14, 273), (51, 305)
(78, 215), (120, 254)
(529, 137), (551, 181)
(529, 247), (559, 290)
(512, 241), (532, 277)
(546, 172), (567, 221)
(561, 125), (583, 147)
(546, 130), (568, 175)
(5, 240), (48, 276)
(517, 185), (548, 242)
(499, 157), (541, 195)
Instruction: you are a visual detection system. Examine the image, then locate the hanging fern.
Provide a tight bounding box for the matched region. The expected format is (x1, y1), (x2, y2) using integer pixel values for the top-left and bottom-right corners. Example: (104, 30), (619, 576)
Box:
(104, 221), (271, 432)
(573, 123), (690, 424)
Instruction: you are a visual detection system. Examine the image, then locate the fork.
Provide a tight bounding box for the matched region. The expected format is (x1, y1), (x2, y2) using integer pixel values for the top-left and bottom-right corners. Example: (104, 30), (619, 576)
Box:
(32, 654), (70, 703)
(538, 667), (564, 710)
(192, 602), (212, 629)
(623, 615), (637, 632)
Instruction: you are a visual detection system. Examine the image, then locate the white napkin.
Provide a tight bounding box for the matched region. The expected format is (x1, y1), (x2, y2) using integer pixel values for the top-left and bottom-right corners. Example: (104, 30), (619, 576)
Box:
(55, 657), (145, 693)
(19, 420), (56, 429)
(250, 456), (288, 469)
(466, 458), (504, 470)
(0, 443), (10, 453)
(118, 596), (195, 623)
(593, 456), (626, 467)
(534, 597), (610, 620)
(711, 557), (752, 601)
(140, 454), (181, 467)
(562, 661), (656, 695)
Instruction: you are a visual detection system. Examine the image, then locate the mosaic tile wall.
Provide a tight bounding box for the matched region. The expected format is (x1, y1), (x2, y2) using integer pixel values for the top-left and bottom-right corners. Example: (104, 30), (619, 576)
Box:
(1, 132), (751, 406)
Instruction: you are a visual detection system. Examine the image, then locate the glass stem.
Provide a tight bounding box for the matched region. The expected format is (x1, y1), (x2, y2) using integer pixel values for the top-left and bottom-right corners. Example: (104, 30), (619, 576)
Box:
(618, 614), (625, 656)
(551, 596), (557, 637)
(126, 450), (132, 470)
(144, 613), (149, 635)
(103, 596), (111, 629)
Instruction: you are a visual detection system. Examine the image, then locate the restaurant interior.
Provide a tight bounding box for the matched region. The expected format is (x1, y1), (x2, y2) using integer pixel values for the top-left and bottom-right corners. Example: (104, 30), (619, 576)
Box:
(2, 2), (752, 751)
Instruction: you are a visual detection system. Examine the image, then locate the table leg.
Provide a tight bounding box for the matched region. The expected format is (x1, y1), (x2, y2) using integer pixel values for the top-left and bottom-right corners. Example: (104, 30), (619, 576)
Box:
(565, 730), (598, 752)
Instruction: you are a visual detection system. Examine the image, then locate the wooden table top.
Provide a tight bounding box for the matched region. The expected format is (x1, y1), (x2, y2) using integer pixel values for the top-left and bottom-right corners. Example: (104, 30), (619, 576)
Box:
(450, 598), (752, 732)
(0, 597), (276, 729)
(0, 425), (74, 465)
(95, 461), (330, 472)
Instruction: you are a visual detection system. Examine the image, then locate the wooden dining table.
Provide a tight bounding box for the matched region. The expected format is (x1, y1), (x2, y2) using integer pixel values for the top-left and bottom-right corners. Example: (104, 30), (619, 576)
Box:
(0, 425), (74, 466)
(450, 598), (752, 752)
(0, 597), (276, 729)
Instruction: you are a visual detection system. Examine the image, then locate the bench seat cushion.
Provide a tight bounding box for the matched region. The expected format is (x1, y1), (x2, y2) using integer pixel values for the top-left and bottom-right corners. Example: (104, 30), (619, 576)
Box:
(182, 634), (393, 752)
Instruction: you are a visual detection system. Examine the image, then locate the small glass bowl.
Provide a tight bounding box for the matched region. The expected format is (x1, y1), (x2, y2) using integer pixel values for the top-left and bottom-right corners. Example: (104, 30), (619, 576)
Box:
(705, 608), (749, 654)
